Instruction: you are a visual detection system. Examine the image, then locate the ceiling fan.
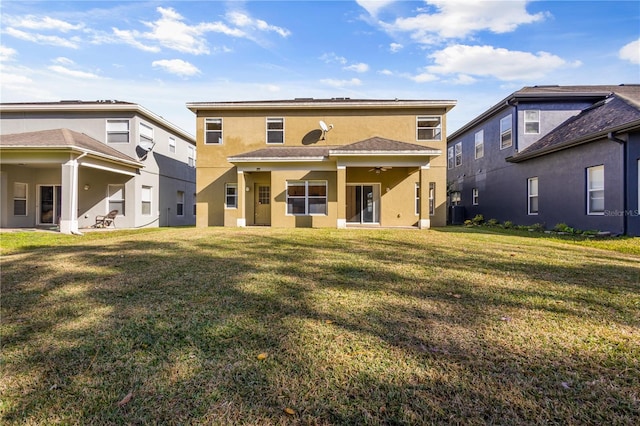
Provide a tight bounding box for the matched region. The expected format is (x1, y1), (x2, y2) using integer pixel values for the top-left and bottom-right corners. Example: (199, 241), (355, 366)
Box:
(369, 166), (392, 174)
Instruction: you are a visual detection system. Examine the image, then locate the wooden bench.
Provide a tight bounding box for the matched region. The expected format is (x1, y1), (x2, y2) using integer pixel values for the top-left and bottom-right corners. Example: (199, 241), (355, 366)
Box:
(94, 210), (118, 228)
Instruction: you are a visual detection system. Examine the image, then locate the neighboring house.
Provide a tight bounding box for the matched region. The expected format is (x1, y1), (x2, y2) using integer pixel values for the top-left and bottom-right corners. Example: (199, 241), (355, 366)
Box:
(0, 101), (196, 234)
(186, 98), (456, 229)
(447, 85), (640, 236)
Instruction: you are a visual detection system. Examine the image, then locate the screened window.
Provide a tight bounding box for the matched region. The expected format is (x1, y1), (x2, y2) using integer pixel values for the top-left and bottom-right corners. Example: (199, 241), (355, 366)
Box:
(429, 182), (435, 216)
(13, 182), (27, 216)
(286, 181), (327, 215)
(141, 186), (152, 215)
(447, 146), (454, 169)
(524, 110), (540, 134)
(176, 191), (185, 216)
(474, 130), (484, 159)
(528, 177), (539, 215)
(108, 184), (125, 214)
(205, 118), (223, 144)
(225, 184), (237, 208)
(107, 120), (129, 143)
(587, 165), (604, 215)
(169, 137), (176, 153)
(455, 142), (462, 167)
(417, 116), (442, 141)
(500, 115), (513, 149)
(266, 117), (284, 144)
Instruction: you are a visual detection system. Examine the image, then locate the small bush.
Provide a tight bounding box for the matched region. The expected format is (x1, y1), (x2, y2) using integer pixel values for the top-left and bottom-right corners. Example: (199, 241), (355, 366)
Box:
(503, 221), (514, 229)
(464, 219), (474, 227)
(487, 218), (499, 227)
(472, 214), (484, 225)
(529, 223), (546, 232)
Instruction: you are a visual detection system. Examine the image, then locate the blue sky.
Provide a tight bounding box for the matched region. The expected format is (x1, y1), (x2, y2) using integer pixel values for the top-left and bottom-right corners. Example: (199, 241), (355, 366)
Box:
(1, 0), (638, 135)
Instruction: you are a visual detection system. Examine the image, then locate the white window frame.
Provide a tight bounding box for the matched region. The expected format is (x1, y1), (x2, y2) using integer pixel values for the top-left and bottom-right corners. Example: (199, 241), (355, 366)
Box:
(415, 183), (420, 215)
(169, 137), (176, 153)
(429, 182), (435, 216)
(225, 183), (237, 209)
(447, 146), (454, 169)
(188, 145), (195, 167)
(13, 182), (27, 216)
(524, 110), (540, 134)
(141, 186), (152, 216)
(106, 120), (129, 144)
(140, 122), (154, 145)
(528, 177), (539, 215)
(587, 165), (604, 215)
(177, 191), (185, 216)
(205, 118), (223, 144)
(474, 130), (484, 159)
(107, 184), (125, 215)
(500, 115), (513, 149)
(472, 188), (479, 205)
(454, 142), (462, 167)
(266, 117), (284, 144)
(286, 180), (328, 216)
(417, 116), (442, 141)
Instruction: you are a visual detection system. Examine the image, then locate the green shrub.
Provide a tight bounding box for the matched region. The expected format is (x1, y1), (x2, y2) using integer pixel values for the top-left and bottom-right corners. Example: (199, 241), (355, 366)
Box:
(464, 219), (474, 227)
(529, 223), (546, 232)
(487, 218), (499, 227)
(503, 221), (514, 229)
(472, 214), (484, 225)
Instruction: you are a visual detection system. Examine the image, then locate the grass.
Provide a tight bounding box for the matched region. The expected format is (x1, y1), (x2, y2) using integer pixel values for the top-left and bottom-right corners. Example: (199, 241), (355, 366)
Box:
(1, 227), (639, 425)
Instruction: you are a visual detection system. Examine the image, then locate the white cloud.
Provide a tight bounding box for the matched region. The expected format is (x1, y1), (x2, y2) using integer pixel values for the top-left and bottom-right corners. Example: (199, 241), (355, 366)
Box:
(410, 72), (438, 83)
(225, 11), (291, 38)
(619, 39), (640, 65)
(6, 15), (84, 32)
(389, 43), (403, 53)
(48, 65), (101, 79)
(4, 27), (80, 49)
(379, 69), (394, 76)
(320, 78), (363, 88)
(376, 1), (547, 43)
(53, 57), (75, 65)
(152, 59), (201, 77)
(344, 63), (369, 73)
(427, 44), (579, 81)
(112, 28), (162, 53)
(321, 53), (348, 65)
(450, 74), (477, 85)
(0, 45), (17, 62)
(356, 0), (397, 17)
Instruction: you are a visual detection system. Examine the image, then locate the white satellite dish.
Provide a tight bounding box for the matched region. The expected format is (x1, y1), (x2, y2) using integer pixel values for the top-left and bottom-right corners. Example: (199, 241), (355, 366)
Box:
(319, 120), (333, 140)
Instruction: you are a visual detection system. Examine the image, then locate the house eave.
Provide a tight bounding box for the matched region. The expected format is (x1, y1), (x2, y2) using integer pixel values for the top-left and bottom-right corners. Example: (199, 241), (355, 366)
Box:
(330, 149), (441, 156)
(228, 156), (328, 163)
(0, 145), (144, 169)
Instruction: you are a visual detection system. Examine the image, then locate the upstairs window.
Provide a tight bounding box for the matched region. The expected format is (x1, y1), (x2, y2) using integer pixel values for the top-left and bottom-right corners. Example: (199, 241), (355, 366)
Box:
(169, 137), (176, 153)
(587, 165), (604, 215)
(205, 118), (223, 144)
(188, 145), (195, 167)
(140, 123), (154, 148)
(107, 120), (129, 143)
(524, 110), (540, 134)
(13, 182), (27, 216)
(474, 130), (484, 159)
(447, 146), (454, 169)
(454, 142), (462, 167)
(417, 116), (442, 141)
(500, 115), (512, 149)
(266, 117), (284, 144)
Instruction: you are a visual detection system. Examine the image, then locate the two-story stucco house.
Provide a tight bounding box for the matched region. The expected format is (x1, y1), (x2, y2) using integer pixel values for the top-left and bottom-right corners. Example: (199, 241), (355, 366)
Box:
(447, 85), (640, 236)
(187, 98), (456, 229)
(0, 100), (196, 234)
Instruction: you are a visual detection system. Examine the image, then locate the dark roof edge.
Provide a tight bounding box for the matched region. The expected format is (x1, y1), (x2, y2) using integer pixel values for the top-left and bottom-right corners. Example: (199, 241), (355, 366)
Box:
(506, 118), (640, 163)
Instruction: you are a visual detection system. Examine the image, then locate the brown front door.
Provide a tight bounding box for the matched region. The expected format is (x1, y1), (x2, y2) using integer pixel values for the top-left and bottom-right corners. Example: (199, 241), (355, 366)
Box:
(254, 184), (271, 226)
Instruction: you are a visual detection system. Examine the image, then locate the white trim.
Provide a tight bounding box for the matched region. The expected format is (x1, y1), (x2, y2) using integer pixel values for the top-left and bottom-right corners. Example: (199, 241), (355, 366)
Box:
(81, 161), (138, 176)
(266, 117), (284, 144)
(419, 219), (430, 229)
(527, 177), (539, 215)
(329, 149), (441, 156)
(587, 165), (605, 215)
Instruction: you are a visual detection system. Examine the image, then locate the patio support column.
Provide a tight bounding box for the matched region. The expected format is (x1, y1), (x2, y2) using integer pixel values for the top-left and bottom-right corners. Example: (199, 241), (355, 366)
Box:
(59, 158), (80, 234)
(237, 170), (246, 227)
(336, 165), (346, 228)
(419, 165), (430, 229)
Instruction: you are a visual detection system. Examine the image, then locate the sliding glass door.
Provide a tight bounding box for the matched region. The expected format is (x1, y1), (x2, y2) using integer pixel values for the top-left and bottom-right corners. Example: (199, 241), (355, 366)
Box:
(346, 184), (380, 224)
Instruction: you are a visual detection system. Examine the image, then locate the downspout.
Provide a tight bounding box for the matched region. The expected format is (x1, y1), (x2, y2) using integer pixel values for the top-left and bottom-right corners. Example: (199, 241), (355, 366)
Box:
(608, 132), (627, 235)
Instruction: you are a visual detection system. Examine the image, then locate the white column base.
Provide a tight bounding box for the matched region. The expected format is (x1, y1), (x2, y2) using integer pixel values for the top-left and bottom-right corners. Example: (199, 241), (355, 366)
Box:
(237, 218), (246, 227)
(419, 219), (431, 229)
(337, 218), (346, 229)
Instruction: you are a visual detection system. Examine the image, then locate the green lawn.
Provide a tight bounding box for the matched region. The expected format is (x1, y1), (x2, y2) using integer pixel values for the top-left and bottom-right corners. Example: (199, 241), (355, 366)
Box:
(1, 227), (639, 425)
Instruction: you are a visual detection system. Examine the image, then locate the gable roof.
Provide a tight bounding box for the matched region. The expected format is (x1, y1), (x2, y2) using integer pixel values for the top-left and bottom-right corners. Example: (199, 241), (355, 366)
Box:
(0, 128), (142, 167)
(449, 84), (640, 140)
(228, 137), (441, 163)
(507, 94), (640, 163)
